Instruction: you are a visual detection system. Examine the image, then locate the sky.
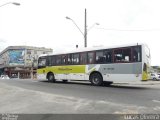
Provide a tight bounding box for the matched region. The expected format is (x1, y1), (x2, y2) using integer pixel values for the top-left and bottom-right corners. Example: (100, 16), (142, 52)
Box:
(0, 0), (160, 66)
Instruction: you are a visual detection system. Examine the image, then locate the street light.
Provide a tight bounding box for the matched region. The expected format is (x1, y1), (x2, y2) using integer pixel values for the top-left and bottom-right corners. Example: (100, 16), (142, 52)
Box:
(66, 9), (99, 48)
(66, 16), (84, 36)
(12, 2), (20, 6)
(0, 2), (20, 7)
(88, 23), (100, 32)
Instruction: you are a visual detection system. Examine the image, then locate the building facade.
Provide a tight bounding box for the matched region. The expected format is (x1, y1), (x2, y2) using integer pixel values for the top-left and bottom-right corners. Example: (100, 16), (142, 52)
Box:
(0, 46), (53, 79)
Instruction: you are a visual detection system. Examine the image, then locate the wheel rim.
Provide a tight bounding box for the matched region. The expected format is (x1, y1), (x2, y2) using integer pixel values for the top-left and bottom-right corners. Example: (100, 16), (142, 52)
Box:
(92, 76), (100, 84)
(49, 74), (53, 81)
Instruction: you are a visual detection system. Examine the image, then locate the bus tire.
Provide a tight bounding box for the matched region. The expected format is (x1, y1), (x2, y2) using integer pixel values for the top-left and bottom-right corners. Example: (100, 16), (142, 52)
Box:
(48, 73), (55, 82)
(90, 72), (103, 86)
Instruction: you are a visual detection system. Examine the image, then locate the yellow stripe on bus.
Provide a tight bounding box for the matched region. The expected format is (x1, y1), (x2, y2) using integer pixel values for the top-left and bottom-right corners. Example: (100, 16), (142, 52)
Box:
(37, 65), (86, 74)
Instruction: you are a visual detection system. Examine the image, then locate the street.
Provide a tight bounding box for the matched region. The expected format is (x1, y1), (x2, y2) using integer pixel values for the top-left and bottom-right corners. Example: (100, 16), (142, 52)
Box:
(0, 79), (160, 114)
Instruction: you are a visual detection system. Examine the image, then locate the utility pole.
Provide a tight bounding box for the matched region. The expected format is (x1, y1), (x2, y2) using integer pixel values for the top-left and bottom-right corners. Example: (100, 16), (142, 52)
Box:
(84, 8), (87, 47)
(66, 8), (99, 48)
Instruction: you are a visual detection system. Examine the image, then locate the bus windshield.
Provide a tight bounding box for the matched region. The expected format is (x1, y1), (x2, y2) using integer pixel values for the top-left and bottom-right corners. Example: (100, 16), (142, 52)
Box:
(38, 57), (46, 68)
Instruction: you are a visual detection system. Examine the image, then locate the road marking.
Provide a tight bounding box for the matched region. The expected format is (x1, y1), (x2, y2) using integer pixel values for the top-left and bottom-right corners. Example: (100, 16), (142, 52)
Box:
(152, 100), (160, 103)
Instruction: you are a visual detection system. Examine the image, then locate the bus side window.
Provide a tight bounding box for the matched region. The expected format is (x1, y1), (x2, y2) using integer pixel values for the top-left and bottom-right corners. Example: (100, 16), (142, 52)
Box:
(96, 51), (104, 64)
(47, 56), (56, 66)
(62, 55), (67, 65)
(133, 46), (141, 62)
(87, 52), (95, 64)
(67, 54), (72, 65)
(47, 56), (52, 66)
(73, 53), (79, 64)
(80, 52), (87, 64)
(114, 49), (123, 62)
(104, 50), (112, 63)
(114, 48), (131, 62)
(56, 55), (61, 65)
(51, 56), (56, 66)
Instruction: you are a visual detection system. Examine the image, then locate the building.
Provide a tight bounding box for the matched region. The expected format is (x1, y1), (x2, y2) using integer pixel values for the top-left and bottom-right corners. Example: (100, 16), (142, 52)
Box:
(0, 46), (53, 79)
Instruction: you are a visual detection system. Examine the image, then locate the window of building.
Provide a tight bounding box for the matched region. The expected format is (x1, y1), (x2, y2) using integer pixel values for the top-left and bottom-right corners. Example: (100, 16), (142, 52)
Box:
(80, 52), (87, 64)
(114, 48), (131, 62)
(87, 52), (95, 64)
(27, 50), (31, 54)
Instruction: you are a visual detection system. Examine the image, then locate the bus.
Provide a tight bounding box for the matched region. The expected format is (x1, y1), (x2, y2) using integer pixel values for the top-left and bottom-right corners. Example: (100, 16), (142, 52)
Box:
(37, 43), (151, 86)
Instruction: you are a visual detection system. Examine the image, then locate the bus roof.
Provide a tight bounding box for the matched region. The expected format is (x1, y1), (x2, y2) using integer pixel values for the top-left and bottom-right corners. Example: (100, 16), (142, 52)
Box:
(39, 43), (146, 57)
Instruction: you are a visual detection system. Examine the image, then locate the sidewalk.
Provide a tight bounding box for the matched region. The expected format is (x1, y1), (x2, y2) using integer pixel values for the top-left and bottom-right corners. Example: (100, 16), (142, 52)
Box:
(128, 80), (160, 85)
(113, 80), (160, 89)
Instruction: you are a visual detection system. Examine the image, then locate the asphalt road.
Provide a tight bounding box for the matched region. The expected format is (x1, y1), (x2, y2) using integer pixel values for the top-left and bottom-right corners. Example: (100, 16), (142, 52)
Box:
(0, 79), (160, 114)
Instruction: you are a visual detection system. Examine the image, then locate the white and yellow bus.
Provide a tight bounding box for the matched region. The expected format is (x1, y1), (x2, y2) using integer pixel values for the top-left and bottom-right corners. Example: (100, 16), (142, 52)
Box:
(37, 43), (151, 86)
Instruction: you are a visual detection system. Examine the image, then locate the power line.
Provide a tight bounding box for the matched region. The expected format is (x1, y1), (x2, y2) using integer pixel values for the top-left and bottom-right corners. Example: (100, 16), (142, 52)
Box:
(96, 27), (160, 32)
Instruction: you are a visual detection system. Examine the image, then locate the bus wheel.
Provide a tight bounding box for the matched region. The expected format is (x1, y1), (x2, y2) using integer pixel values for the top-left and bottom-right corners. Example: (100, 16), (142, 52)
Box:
(48, 73), (55, 82)
(90, 73), (103, 86)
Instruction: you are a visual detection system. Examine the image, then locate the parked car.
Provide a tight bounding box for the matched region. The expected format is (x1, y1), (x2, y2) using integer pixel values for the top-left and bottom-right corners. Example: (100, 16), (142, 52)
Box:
(150, 73), (160, 80)
(0, 75), (10, 79)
